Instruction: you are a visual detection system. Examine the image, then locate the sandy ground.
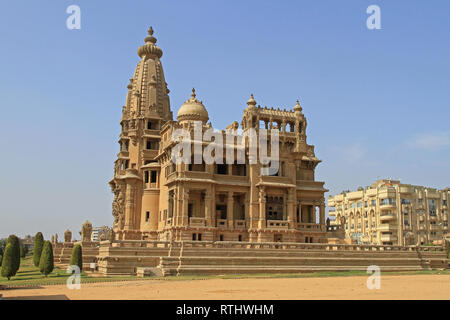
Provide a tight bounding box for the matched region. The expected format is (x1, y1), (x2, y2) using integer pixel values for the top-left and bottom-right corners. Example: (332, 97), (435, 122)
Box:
(1, 274), (449, 300)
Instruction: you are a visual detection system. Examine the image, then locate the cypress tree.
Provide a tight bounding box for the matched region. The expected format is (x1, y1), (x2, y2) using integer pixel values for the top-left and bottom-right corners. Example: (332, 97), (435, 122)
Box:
(0, 246), (3, 267)
(70, 244), (83, 271)
(33, 232), (44, 267)
(39, 241), (54, 276)
(1, 244), (16, 280)
(7, 235), (21, 274)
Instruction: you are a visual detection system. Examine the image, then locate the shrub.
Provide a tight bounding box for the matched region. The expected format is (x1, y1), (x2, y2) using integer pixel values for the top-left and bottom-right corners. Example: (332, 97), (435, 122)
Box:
(20, 242), (29, 258)
(70, 244), (83, 271)
(7, 235), (21, 274)
(1, 244), (17, 280)
(39, 241), (54, 276)
(33, 232), (44, 267)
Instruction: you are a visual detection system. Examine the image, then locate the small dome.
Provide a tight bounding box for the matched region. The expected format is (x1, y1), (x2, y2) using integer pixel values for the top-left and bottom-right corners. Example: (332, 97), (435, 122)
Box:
(246, 93), (257, 108)
(177, 88), (209, 123)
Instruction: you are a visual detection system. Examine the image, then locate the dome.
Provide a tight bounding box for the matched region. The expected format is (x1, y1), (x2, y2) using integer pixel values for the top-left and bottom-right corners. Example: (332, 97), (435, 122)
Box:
(177, 88), (209, 123)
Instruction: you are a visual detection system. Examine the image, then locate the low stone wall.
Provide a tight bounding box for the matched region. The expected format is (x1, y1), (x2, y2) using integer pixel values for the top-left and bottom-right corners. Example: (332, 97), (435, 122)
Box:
(93, 240), (448, 276)
(53, 241), (99, 271)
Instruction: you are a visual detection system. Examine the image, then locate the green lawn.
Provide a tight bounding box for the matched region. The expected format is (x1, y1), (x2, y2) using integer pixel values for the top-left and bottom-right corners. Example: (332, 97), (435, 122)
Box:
(0, 255), (137, 287)
(1, 255), (449, 288)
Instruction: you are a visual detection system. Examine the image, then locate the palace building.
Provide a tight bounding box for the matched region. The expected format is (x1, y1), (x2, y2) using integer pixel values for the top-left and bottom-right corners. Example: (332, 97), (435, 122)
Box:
(109, 27), (329, 243)
(328, 179), (449, 246)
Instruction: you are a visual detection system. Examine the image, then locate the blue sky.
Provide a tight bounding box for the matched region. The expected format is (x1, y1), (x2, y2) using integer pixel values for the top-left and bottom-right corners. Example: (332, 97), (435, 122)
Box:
(0, 0), (449, 239)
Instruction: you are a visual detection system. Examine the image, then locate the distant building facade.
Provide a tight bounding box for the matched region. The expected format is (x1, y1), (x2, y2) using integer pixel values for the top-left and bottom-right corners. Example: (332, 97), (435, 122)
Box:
(91, 226), (111, 242)
(328, 179), (449, 245)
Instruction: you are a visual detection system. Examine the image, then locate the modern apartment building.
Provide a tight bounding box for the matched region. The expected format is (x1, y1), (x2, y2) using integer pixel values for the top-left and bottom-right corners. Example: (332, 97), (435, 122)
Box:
(328, 179), (449, 246)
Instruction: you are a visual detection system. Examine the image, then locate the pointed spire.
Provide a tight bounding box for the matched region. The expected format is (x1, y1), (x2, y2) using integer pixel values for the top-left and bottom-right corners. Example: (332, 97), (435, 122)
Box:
(191, 88), (196, 99)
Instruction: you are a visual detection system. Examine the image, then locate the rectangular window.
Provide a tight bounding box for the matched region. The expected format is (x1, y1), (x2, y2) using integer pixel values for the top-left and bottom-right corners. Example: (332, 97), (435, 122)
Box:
(150, 171), (157, 183)
(216, 164), (228, 174)
(145, 171), (149, 183)
(145, 211), (150, 222)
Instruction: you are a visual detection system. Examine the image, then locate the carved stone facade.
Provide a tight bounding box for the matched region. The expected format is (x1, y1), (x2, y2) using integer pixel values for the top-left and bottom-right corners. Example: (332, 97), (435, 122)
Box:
(110, 27), (328, 243)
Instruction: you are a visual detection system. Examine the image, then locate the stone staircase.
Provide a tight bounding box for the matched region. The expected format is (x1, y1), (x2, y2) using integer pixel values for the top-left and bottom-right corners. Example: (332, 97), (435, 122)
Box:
(92, 240), (448, 276)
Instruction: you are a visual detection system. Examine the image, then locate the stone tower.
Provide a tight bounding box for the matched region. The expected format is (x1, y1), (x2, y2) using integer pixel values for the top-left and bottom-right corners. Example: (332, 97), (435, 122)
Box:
(109, 27), (172, 240)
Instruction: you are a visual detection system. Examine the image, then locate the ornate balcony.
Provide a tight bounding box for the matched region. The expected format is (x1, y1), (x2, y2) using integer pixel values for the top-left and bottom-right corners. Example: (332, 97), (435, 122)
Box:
(189, 217), (206, 227)
(267, 220), (289, 229)
(217, 219), (227, 228)
(380, 213), (396, 222)
(378, 224), (395, 232)
(234, 220), (246, 229)
(297, 223), (323, 232)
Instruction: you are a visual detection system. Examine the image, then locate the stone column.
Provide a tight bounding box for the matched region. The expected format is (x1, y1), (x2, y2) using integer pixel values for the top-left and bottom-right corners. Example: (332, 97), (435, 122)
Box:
(205, 189), (212, 227)
(182, 188), (189, 226)
(124, 182), (135, 230)
(298, 202), (302, 224)
(287, 189), (295, 228)
(320, 205), (325, 231)
(320, 202), (325, 225)
(211, 185), (216, 227)
(244, 193), (250, 224)
(227, 191), (234, 228)
(258, 187), (266, 229)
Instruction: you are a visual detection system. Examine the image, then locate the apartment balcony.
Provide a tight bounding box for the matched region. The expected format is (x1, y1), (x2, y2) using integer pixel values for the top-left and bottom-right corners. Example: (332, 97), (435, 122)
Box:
(378, 224), (396, 232)
(380, 234), (397, 242)
(189, 217), (206, 227)
(399, 186), (413, 194)
(430, 224), (440, 231)
(380, 203), (397, 210)
(267, 220), (289, 230)
(380, 213), (396, 222)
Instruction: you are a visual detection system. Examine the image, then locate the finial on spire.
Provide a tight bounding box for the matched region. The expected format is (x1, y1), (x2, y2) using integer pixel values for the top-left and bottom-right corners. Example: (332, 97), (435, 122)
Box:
(144, 26), (157, 44)
(191, 88), (196, 99)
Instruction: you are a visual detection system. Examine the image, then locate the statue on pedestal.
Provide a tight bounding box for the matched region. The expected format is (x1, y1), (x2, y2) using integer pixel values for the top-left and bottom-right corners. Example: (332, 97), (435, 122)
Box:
(64, 229), (72, 243)
(81, 220), (93, 242)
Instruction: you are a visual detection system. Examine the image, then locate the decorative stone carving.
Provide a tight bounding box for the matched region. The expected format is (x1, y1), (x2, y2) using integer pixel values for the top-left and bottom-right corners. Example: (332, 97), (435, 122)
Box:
(111, 181), (125, 230)
(64, 229), (72, 243)
(82, 220), (93, 242)
(54, 233), (58, 244)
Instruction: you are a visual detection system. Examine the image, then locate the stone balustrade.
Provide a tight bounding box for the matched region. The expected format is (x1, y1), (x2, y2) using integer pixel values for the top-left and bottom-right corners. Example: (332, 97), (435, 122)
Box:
(267, 220), (289, 229)
(189, 217), (206, 226)
(99, 239), (445, 253)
